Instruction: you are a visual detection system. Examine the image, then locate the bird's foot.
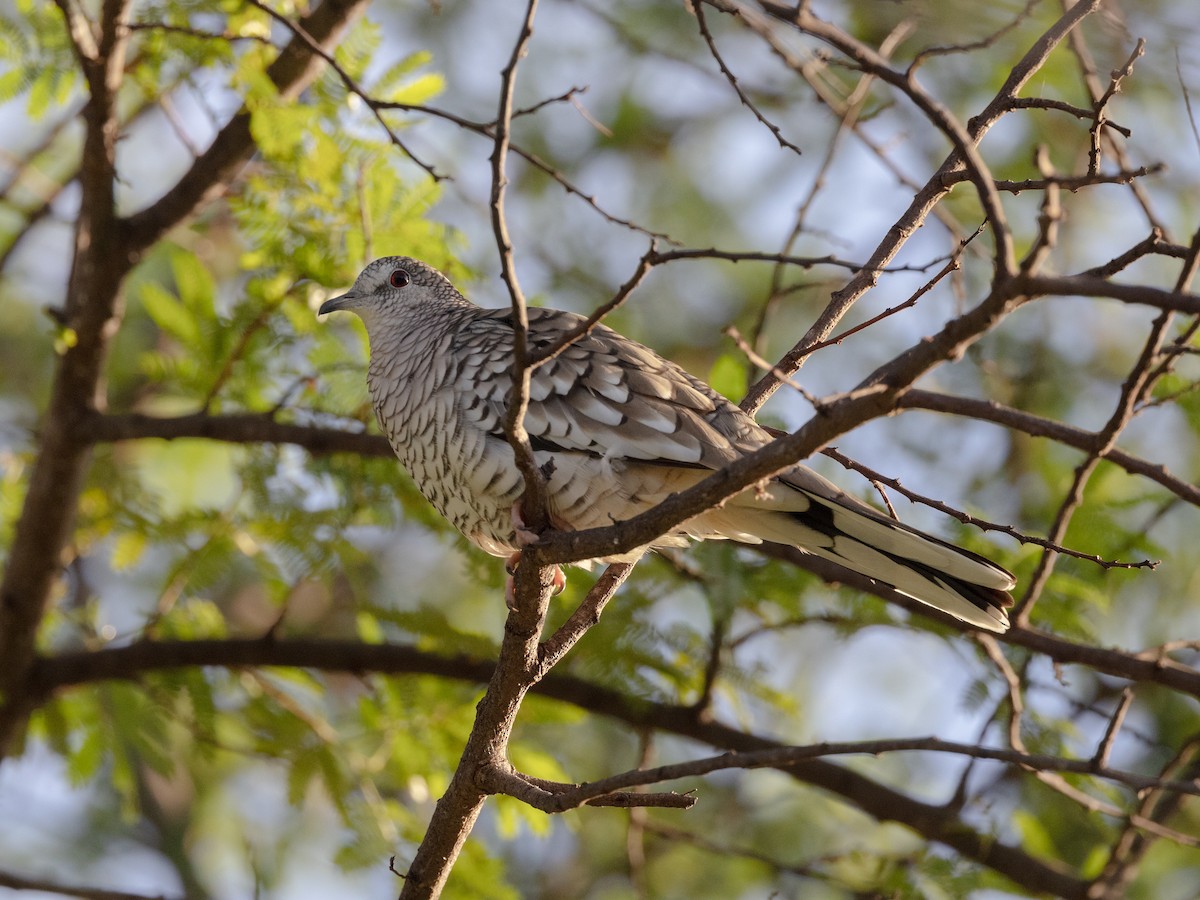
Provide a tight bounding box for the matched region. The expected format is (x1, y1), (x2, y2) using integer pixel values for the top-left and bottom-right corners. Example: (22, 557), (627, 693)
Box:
(510, 501), (542, 549)
(504, 501), (566, 607)
(505, 550), (566, 608)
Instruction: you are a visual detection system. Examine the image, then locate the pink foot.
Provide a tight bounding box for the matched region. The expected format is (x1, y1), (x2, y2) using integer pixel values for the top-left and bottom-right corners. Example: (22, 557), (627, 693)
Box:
(510, 502), (541, 549)
(504, 549), (566, 608)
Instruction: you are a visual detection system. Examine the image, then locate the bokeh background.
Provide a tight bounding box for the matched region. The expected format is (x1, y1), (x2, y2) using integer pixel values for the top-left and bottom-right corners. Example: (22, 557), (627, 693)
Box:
(2, 0), (1200, 897)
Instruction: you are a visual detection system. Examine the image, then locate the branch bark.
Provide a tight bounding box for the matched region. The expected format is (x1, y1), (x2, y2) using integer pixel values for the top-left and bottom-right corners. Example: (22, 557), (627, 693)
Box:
(0, 0), (135, 756)
(29, 636), (1088, 899)
(121, 0), (370, 257)
(729, 0), (1104, 413)
(0, 0), (368, 759)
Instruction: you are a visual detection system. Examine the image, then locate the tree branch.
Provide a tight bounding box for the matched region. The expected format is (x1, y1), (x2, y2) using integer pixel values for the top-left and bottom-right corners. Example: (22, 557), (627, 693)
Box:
(897, 390), (1200, 506)
(83, 409), (394, 457)
(0, 0), (371, 761)
(0, 868), (177, 900)
(121, 0), (369, 256)
(28, 637), (1088, 898)
(731, 0), (1103, 413)
(0, 0), (135, 759)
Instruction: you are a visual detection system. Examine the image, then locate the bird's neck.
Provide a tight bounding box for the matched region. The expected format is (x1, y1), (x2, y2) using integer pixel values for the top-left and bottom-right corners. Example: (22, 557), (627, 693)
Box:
(363, 303), (467, 388)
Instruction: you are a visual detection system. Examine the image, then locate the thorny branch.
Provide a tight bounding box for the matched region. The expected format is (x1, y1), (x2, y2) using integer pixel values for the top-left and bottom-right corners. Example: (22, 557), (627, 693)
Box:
(693, 1), (804, 155)
(371, 97), (675, 243)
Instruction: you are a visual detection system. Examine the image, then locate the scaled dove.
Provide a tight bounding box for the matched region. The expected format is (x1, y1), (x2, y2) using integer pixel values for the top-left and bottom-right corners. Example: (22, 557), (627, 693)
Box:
(319, 256), (1015, 632)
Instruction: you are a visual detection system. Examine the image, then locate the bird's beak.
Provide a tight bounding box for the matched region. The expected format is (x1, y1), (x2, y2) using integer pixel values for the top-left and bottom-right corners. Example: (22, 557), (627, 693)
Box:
(318, 289), (361, 316)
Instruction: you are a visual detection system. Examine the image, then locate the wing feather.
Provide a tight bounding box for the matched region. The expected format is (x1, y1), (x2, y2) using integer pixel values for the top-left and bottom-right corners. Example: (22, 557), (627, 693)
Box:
(448, 304), (1015, 630)
(451, 307), (766, 467)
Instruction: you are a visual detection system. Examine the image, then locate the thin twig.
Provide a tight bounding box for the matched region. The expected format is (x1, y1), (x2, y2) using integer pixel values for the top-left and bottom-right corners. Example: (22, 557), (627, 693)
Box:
(907, 0), (1041, 72)
(1088, 40), (1146, 175)
(820, 447), (1157, 570)
(694, 1), (804, 154)
(528, 245), (658, 367)
(374, 98), (674, 242)
(1091, 688), (1135, 772)
(482, 734), (1200, 814)
(244, 0), (442, 179)
(491, 0), (549, 534)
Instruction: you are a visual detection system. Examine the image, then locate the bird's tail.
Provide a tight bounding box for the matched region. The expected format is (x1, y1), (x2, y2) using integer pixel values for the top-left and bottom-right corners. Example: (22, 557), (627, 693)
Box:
(697, 472), (1015, 633)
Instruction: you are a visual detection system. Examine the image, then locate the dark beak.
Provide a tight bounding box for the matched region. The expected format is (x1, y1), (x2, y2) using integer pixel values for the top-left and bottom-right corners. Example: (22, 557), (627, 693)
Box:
(318, 289), (360, 316)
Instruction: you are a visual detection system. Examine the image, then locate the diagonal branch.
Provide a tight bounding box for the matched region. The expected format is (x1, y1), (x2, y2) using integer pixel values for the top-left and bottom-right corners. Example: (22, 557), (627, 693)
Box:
(819, 446), (1156, 570)
(530, 272), (1027, 568)
(0, 0), (371, 762)
(694, 1), (804, 155)
(730, 0), (1103, 413)
(28, 637), (1088, 898)
(121, 0), (369, 256)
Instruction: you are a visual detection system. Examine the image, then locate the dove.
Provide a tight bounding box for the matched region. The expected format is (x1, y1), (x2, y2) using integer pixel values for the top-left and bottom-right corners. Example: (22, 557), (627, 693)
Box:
(319, 256), (1015, 632)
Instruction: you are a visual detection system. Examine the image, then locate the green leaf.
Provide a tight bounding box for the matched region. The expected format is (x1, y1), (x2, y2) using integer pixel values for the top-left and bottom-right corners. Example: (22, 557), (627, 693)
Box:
(139, 281), (199, 344)
(169, 247), (217, 321)
(386, 72), (445, 106)
(110, 531), (147, 571)
(250, 103), (317, 163)
(25, 67), (75, 118)
(66, 716), (106, 783)
(0, 66), (28, 103)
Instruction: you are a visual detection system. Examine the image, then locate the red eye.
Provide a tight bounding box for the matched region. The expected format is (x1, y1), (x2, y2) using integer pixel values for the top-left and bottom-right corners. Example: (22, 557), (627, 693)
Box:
(389, 269), (411, 288)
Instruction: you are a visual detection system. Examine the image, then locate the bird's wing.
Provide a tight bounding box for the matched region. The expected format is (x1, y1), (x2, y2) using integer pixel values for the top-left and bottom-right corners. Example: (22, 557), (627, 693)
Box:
(451, 307), (767, 467)
(450, 306), (1015, 630)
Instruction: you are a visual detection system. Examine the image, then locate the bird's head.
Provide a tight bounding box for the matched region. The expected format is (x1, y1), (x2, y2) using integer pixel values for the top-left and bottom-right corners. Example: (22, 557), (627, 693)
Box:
(318, 256), (465, 326)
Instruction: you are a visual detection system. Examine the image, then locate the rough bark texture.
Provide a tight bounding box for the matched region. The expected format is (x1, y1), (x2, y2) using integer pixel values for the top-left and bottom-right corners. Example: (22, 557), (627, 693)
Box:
(0, 0), (369, 757)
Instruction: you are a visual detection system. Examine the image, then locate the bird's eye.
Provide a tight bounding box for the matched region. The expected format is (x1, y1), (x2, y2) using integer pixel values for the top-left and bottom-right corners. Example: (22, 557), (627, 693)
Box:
(389, 269), (411, 288)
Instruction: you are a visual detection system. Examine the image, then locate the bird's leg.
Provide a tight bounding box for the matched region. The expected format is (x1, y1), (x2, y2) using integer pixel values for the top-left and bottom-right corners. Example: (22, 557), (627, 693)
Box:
(510, 500), (543, 549)
(504, 552), (566, 607)
(505, 502), (566, 607)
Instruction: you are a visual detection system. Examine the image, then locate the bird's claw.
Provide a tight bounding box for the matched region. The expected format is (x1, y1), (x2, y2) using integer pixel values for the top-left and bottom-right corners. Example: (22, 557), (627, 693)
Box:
(510, 501), (542, 549)
(504, 550), (566, 608)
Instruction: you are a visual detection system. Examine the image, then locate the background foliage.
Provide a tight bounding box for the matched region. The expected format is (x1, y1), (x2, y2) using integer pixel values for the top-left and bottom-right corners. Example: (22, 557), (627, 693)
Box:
(2, 0), (1200, 897)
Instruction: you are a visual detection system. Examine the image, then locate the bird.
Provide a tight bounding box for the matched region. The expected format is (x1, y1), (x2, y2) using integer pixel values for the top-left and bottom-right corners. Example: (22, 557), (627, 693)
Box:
(319, 256), (1016, 633)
